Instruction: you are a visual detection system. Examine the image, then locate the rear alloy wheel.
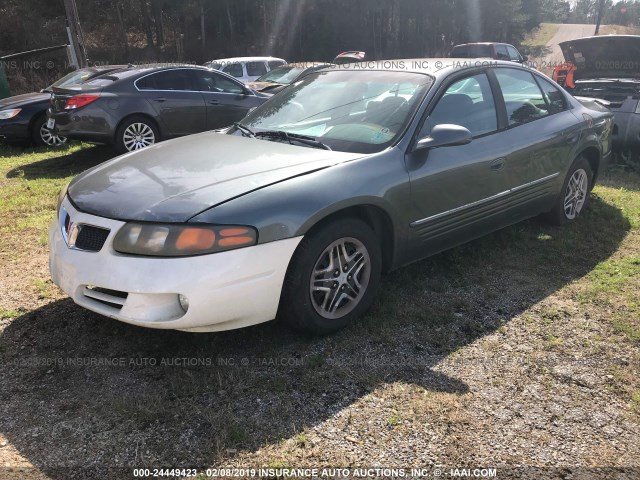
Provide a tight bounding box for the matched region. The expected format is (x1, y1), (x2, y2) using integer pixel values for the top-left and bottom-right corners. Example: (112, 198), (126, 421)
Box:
(280, 218), (382, 335)
(116, 116), (159, 154)
(545, 156), (593, 225)
(32, 115), (67, 147)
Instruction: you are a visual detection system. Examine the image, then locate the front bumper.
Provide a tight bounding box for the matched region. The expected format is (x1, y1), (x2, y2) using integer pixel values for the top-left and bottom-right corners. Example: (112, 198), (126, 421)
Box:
(0, 117), (30, 143)
(49, 198), (302, 332)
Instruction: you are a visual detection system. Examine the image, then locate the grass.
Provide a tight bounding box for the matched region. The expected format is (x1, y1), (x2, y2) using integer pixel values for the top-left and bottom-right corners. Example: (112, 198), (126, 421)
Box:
(0, 142), (113, 252)
(522, 22), (560, 48)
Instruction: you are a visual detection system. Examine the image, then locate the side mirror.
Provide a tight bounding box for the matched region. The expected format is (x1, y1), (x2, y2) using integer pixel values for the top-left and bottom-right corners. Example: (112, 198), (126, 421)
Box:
(522, 55), (528, 62)
(415, 124), (472, 150)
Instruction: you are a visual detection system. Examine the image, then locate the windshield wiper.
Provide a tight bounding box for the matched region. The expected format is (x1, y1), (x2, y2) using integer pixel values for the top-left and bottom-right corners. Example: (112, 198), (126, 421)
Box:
(233, 122), (255, 138)
(254, 130), (332, 150)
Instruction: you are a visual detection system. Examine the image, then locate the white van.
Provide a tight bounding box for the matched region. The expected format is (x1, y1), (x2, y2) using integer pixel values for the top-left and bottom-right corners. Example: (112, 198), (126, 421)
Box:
(204, 57), (287, 83)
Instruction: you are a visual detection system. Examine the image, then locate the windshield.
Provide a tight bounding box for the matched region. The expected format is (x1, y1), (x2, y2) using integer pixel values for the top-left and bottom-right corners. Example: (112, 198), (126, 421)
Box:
(48, 68), (100, 90)
(236, 70), (433, 154)
(256, 66), (306, 84)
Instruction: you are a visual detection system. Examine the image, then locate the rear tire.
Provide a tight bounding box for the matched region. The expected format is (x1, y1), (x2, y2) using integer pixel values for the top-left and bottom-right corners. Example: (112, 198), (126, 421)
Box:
(31, 115), (67, 147)
(115, 116), (159, 154)
(279, 218), (382, 335)
(544, 155), (593, 226)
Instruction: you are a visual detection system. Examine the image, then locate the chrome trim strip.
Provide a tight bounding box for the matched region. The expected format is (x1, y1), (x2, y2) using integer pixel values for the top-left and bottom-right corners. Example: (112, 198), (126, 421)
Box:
(410, 172), (560, 227)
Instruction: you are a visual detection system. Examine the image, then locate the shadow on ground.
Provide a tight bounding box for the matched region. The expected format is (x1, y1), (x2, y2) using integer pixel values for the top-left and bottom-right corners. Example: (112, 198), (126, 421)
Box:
(0, 196), (631, 479)
(5, 145), (114, 180)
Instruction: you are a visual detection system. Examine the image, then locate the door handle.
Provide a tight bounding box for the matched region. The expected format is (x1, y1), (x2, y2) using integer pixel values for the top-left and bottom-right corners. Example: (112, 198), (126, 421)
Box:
(490, 157), (506, 171)
(153, 97), (166, 102)
(208, 100), (221, 105)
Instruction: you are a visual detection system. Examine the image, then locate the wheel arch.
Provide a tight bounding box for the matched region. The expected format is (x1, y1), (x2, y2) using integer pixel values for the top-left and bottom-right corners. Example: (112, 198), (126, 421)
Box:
(578, 145), (601, 185)
(28, 110), (49, 138)
(297, 203), (396, 273)
(114, 113), (162, 143)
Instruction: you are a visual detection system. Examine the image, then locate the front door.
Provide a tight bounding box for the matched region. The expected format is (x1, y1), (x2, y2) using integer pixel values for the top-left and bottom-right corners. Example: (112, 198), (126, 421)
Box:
(192, 70), (261, 130)
(405, 72), (512, 256)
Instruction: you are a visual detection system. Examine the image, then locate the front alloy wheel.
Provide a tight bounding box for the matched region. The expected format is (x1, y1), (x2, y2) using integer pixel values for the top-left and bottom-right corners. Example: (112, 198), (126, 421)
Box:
(280, 218), (382, 335)
(310, 237), (371, 319)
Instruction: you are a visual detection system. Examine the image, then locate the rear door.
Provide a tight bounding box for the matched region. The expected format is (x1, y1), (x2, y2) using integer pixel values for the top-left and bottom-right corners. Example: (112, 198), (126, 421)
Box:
(406, 71), (513, 254)
(192, 70), (263, 130)
(491, 67), (579, 218)
(136, 69), (207, 136)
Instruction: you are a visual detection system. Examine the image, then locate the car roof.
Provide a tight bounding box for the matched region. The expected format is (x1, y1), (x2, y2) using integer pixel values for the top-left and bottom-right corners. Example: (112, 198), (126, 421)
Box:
(207, 57), (286, 64)
(280, 62), (332, 69)
(453, 42), (513, 47)
(99, 64), (213, 79)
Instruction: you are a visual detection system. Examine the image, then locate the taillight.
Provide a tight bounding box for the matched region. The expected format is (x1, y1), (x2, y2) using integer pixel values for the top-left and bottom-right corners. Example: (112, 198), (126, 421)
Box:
(64, 94), (100, 110)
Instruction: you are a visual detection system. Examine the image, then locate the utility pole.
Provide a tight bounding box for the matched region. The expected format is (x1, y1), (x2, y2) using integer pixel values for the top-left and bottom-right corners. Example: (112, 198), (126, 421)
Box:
(63, 0), (88, 68)
(595, 0), (606, 35)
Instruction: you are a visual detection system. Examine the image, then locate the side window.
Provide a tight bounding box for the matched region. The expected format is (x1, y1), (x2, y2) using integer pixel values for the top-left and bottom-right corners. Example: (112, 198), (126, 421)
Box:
(496, 45), (510, 61)
(495, 68), (548, 126)
(268, 60), (285, 70)
(222, 63), (243, 78)
(193, 70), (246, 94)
(536, 76), (567, 114)
(213, 73), (245, 94)
(136, 74), (156, 90)
(424, 73), (498, 138)
(142, 70), (193, 91)
(507, 46), (522, 62)
(246, 61), (267, 77)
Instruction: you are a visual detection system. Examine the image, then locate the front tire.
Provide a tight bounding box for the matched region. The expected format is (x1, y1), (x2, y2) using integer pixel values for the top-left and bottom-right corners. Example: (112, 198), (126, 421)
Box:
(279, 218), (382, 335)
(115, 116), (159, 154)
(32, 115), (67, 147)
(545, 156), (593, 226)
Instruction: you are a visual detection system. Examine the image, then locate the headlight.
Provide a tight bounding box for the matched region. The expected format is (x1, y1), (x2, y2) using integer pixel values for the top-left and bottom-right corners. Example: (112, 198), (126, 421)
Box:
(0, 108), (21, 120)
(113, 223), (258, 257)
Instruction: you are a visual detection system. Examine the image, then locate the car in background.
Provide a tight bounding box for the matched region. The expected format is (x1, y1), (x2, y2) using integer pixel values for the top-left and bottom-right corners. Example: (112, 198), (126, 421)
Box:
(47, 65), (268, 154)
(556, 35), (640, 151)
(246, 62), (333, 94)
(332, 51), (366, 65)
(49, 59), (611, 335)
(450, 43), (528, 64)
(204, 57), (287, 83)
(0, 65), (123, 146)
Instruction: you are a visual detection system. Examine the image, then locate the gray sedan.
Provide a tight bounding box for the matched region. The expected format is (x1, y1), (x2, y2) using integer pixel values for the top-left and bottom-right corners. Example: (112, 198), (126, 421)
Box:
(49, 60), (613, 334)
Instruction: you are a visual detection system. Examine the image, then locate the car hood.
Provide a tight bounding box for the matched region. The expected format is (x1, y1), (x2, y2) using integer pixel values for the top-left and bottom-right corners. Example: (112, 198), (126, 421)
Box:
(69, 131), (363, 222)
(0, 92), (50, 108)
(560, 35), (640, 80)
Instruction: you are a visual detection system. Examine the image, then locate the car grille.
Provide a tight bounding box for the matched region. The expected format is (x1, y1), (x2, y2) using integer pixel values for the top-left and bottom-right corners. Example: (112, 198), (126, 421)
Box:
(83, 286), (128, 310)
(75, 225), (110, 252)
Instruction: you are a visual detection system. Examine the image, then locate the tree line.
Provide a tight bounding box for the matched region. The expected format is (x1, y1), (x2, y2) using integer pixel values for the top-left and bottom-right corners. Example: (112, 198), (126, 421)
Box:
(1, 0), (639, 94)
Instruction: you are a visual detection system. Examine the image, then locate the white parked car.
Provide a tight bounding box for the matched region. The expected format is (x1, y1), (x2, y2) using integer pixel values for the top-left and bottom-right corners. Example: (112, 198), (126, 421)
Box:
(204, 56), (287, 83)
